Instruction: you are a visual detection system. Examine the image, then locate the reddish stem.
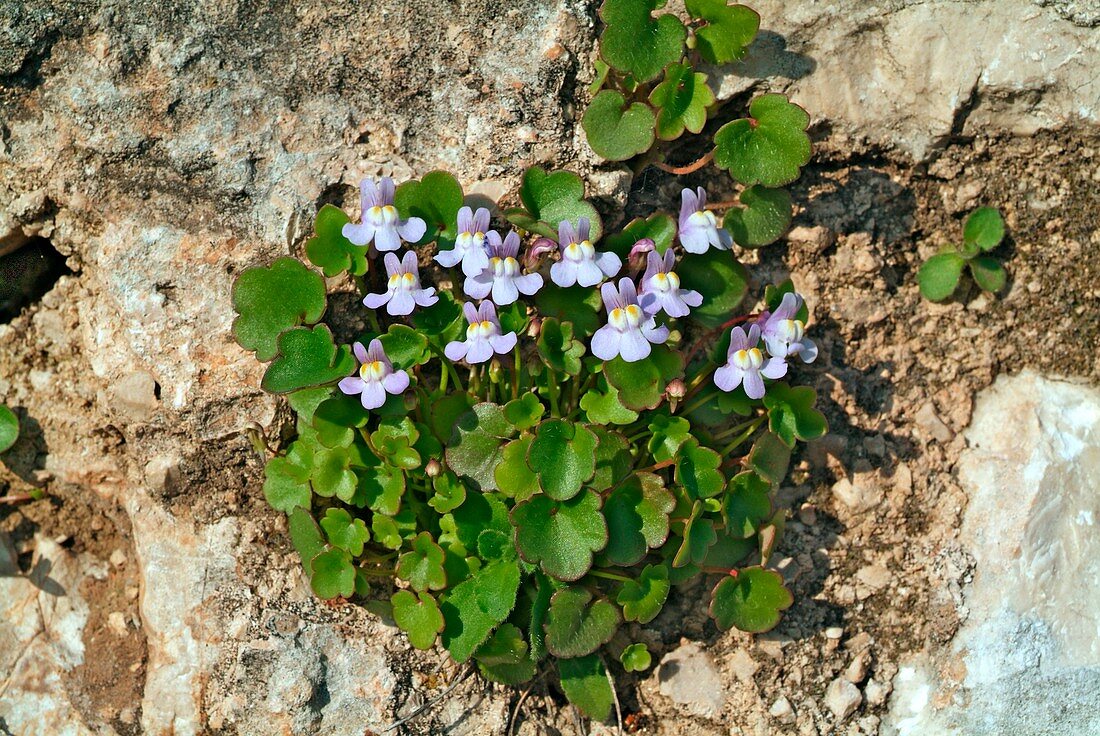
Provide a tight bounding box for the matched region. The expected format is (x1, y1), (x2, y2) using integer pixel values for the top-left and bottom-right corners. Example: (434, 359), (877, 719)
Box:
(654, 150), (714, 176)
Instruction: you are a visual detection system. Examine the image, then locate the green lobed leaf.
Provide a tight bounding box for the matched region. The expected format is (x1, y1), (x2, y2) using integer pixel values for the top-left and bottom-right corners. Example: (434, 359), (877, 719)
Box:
(604, 344), (683, 411)
(582, 89), (657, 161)
(723, 471), (772, 538)
(535, 287), (603, 338)
(504, 393), (545, 431)
(495, 436), (541, 501)
(559, 654), (613, 721)
(603, 472), (675, 566)
(677, 250), (749, 327)
(620, 643), (652, 672)
(305, 204), (367, 277)
(446, 403), (515, 492)
(393, 170), (464, 246)
(537, 317), (586, 375)
(703, 532), (756, 569)
(969, 256), (1006, 293)
(377, 324), (430, 370)
(263, 447), (313, 513)
(672, 501), (718, 567)
(477, 528), (516, 563)
(709, 566), (793, 632)
(580, 378), (639, 425)
(763, 382), (828, 447)
(309, 446), (358, 502)
(412, 289), (465, 345)
(232, 258), (327, 362)
(397, 531), (448, 592)
(311, 395), (369, 448)
(429, 471), (467, 514)
(685, 0), (760, 64)
(649, 62), (715, 141)
(309, 547), (355, 599)
(723, 186), (793, 248)
(713, 94), (812, 188)
(261, 325), (356, 394)
(0, 405), (17, 453)
(354, 461), (404, 514)
(589, 59), (611, 96)
(918, 252), (966, 301)
(963, 206), (1005, 251)
(589, 428), (633, 493)
(675, 438), (725, 499)
(320, 508), (370, 556)
(648, 414), (692, 462)
(372, 510), (416, 550)
(430, 391), (475, 444)
(544, 587), (622, 658)
(599, 0), (687, 83)
(475, 624), (537, 685)
(448, 491), (513, 554)
(512, 491), (608, 581)
(371, 417), (422, 470)
(527, 419), (598, 501)
(603, 214), (677, 259)
(441, 559), (522, 662)
(747, 431), (790, 485)
(392, 590), (445, 650)
(617, 564), (671, 623)
(288, 507), (325, 578)
(506, 167), (603, 242)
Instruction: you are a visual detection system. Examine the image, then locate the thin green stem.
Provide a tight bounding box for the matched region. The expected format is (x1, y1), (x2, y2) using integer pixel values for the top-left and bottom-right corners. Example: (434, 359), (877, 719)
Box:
(681, 389), (719, 417)
(588, 569), (632, 583)
(721, 416), (765, 456)
(546, 368), (560, 417)
(512, 346), (522, 401)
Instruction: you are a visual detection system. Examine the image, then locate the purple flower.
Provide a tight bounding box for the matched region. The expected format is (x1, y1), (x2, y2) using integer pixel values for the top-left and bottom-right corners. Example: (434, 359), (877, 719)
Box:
(362, 251), (438, 316)
(464, 230), (544, 305)
(342, 177), (426, 252)
(591, 278), (670, 363)
(714, 324), (787, 400)
(338, 340), (410, 410)
(444, 301), (518, 364)
(638, 249), (703, 318)
(760, 292), (818, 363)
(550, 218), (621, 288)
(678, 187), (732, 254)
(434, 206), (491, 277)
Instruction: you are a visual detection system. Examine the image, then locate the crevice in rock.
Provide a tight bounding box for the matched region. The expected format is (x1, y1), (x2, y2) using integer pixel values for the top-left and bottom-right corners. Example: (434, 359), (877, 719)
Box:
(0, 237), (72, 324)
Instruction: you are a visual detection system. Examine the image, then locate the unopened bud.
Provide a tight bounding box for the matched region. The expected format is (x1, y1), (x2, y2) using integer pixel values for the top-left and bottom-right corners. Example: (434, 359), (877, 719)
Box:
(666, 378), (686, 399)
(527, 317), (542, 339)
(425, 459), (443, 477)
(526, 237), (557, 269)
(488, 358), (504, 383)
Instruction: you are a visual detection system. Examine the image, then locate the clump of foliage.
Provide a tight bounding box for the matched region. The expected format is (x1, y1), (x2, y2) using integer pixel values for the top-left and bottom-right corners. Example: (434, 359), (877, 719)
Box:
(918, 206), (1008, 301)
(232, 1), (829, 722)
(0, 404), (18, 453)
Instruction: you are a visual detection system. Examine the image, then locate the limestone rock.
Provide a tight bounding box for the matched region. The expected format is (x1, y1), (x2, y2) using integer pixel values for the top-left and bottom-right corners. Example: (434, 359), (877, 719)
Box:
(824, 677), (862, 721)
(657, 642), (727, 718)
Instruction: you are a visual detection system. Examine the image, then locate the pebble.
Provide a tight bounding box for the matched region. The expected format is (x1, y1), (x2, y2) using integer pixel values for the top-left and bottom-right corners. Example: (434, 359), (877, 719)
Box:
(109, 370), (160, 421)
(787, 225), (835, 253)
(109, 549), (127, 568)
(845, 651), (871, 684)
(825, 677), (863, 720)
(769, 696), (796, 724)
(914, 403), (954, 443)
(798, 503), (818, 525)
(108, 611), (129, 636)
(864, 678), (891, 707)
(831, 476), (883, 514)
(657, 642), (727, 718)
(728, 648), (758, 684)
(825, 627), (845, 640)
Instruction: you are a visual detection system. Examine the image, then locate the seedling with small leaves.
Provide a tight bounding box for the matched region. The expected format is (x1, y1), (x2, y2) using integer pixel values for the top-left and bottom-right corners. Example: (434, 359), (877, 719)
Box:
(231, 3), (832, 722)
(0, 404), (19, 454)
(919, 207), (1008, 301)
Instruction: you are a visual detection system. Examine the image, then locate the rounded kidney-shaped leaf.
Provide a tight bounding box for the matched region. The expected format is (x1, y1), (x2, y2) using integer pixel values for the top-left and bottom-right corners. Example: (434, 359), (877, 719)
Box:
(599, 0), (687, 83)
(723, 186), (792, 248)
(527, 419), (598, 500)
(544, 587), (622, 658)
(685, 0), (759, 64)
(713, 94), (812, 188)
(963, 206), (1005, 251)
(0, 405), (19, 453)
(709, 566), (793, 632)
(649, 62), (715, 141)
(305, 204), (367, 277)
(512, 491), (608, 581)
(392, 590), (445, 650)
(583, 90), (656, 161)
(261, 325), (356, 394)
(232, 258), (327, 362)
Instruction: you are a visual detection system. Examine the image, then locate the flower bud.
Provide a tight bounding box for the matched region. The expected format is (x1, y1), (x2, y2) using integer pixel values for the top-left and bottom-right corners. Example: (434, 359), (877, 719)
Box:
(666, 378), (686, 399)
(425, 459), (443, 477)
(488, 358), (505, 384)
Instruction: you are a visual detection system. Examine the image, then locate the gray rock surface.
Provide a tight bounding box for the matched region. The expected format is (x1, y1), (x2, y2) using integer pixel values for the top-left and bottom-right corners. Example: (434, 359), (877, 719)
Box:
(657, 642), (727, 718)
(884, 371), (1100, 735)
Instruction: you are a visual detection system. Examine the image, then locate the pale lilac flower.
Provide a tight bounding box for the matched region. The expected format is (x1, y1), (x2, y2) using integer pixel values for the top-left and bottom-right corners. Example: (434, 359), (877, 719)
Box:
(342, 177), (426, 252)
(760, 292), (818, 363)
(444, 301), (518, 364)
(638, 249), (703, 318)
(678, 187), (732, 254)
(526, 237), (557, 269)
(434, 206), (491, 277)
(628, 238), (656, 268)
(550, 218), (621, 288)
(338, 340), (410, 410)
(591, 278), (670, 363)
(464, 230), (544, 305)
(714, 324), (787, 400)
(362, 252), (438, 316)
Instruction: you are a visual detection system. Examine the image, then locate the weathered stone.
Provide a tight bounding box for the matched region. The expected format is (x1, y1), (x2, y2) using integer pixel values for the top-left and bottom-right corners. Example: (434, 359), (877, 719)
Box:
(824, 677), (862, 721)
(658, 642), (727, 718)
(769, 695), (796, 724)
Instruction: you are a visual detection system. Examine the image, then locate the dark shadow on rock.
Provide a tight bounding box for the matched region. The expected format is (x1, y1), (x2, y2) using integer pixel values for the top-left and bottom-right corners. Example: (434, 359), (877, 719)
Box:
(1, 409), (49, 488)
(796, 167), (918, 245)
(738, 30), (817, 81)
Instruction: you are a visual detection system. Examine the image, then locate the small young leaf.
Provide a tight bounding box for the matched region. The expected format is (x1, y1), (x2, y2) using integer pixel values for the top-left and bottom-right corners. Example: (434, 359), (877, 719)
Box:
(320, 508), (370, 556)
(918, 252), (966, 301)
(261, 325), (356, 394)
(685, 0), (760, 64)
(545, 587), (622, 658)
(709, 567), (793, 632)
(677, 250), (749, 327)
(377, 324), (430, 370)
(477, 529), (516, 563)
(394, 170), (464, 246)
(527, 420), (599, 501)
(441, 559), (522, 662)
(309, 547), (355, 599)
(537, 318), (587, 375)
(495, 436), (541, 501)
(603, 472), (675, 566)
(580, 378), (639, 426)
(713, 94), (812, 188)
(429, 471), (467, 514)
(762, 382), (828, 448)
(649, 62), (715, 141)
(263, 449), (313, 513)
(723, 471), (772, 537)
(672, 501), (718, 567)
(617, 564), (671, 624)
(723, 186), (793, 248)
(969, 256), (1006, 293)
(506, 167), (603, 242)
(354, 462), (404, 514)
(599, 0), (687, 83)
(305, 204), (367, 277)
(0, 405), (18, 453)
(620, 643), (652, 672)
(371, 514), (406, 550)
(604, 345), (683, 411)
(647, 414), (692, 462)
(603, 214), (677, 259)
(512, 491), (608, 581)
(675, 438), (725, 499)
(475, 624), (536, 684)
(232, 258), (326, 361)
(371, 417), (422, 470)
(397, 532), (448, 592)
(583, 89), (657, 161)
(747, 432), (791, 485)
(504, 393), (545, 430)
(449, 491), (512, 553)
(392, 590), (445, 650)
(963, 206), (1005, 251)
(445, 403), (515, 492)
(311, 395), (370, 448)
(589, 59), (611, 96)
